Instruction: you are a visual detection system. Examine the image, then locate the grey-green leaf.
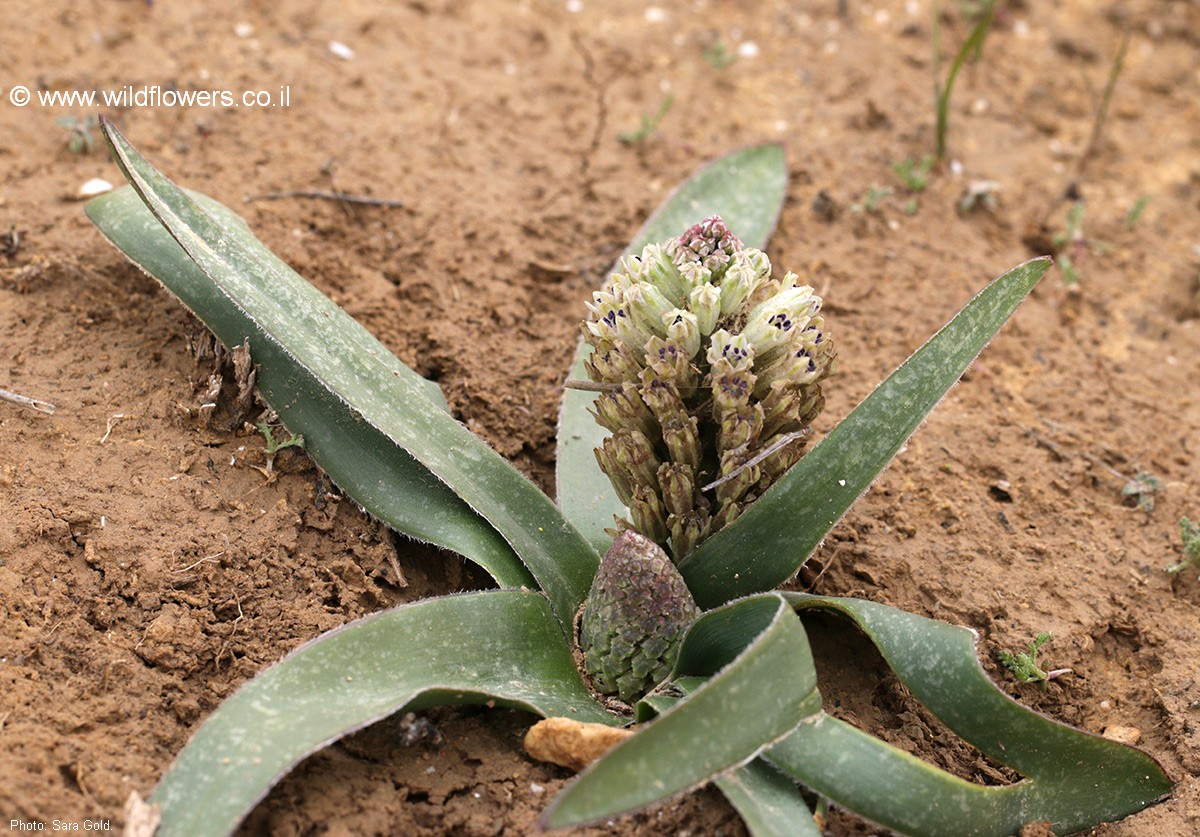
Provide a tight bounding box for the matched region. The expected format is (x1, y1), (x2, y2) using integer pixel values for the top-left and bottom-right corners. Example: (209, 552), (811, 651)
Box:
(150, 590), (615, 837)
(766, 593), (1171, 836)
(92, 118), (597, 627)
(715, 761), (822, 837)
(541, 593), (821, 828)
(87, 185), (534, 589)
(556, 144), (788, 555)
(680, 257), (1053, 608)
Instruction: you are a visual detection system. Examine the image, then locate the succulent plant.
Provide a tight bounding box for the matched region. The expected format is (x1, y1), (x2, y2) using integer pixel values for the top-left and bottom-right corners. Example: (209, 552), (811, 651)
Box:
(585, 216), (835, 560)
(86, 120), (1170, 837)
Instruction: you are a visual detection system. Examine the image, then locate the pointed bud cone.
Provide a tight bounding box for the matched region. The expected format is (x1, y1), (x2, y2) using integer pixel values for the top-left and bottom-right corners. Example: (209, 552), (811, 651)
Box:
(584, 297), (624, 344)
(742, 248), (772, 281)
(759, 435), (808, 487)
(580, 531), (699, 703)
(644, 337), (699, 395)
(718, 403), (764, 456)
(742, 285), (820, 359)
(713, 368), (756, 415)
(759, 382), (804, 439)
(595, 437), (636, 507)
(717, 259), (760, 316)
(716, 450), (760, 506)
(706, 330), (755, 372)
(668, 509), (710, 562)
(663, 309), (701, 359)
(688, 284), (722, 336)
(629, 485), (669, 545)
(678, 261), (711, 296)
(617, 254), (649, 283)
(752, 346), (821, 397)
(657, 462), (697, 519)
(625, 282), (675, 339)
(640, 243), (690, 304)
(638, 370), (689, 426)
(662, 417), (702, 472)
(613, 429), (661, 491)
(585, 340), (642, 384)
(593, 383), (657, 438)
(709, 499), (741, 533)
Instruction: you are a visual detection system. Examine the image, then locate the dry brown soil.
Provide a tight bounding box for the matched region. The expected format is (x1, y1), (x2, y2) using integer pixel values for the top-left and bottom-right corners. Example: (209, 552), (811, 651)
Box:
(2, 1), (1198, 835)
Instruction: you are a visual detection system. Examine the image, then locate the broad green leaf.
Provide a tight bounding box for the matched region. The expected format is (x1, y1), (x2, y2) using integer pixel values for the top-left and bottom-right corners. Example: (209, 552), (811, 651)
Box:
(680, 257), (1053, 608)
(541, 594), (821, 828)
(765, 593), (1171, 836)
(150, 590), (615, 837)
(556, 144), (788, 554)
(94, 118), (597, 627)
(715, 761), (822, 837)
(639, 677), (821, 837)
(87, 186), (534, 590)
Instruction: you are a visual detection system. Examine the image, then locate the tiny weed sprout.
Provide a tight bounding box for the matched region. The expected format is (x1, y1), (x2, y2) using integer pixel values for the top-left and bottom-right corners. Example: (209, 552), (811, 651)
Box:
(1126, 195), (1150, 229)
(932, 0), (996, 160)
(1121, 471), (1163, 513)
(892, 155), (935, 192)
(619, 93), (674, 144)
(703, 38), (738, 70)
(850, 184), (893, 214)
(86, 118), (1169, 837)
(255, 420), (305, 470)
(57, 114), (99, 155)
(1054, 200), (1087, 285)
(1167, 517), (1200, 577)
(998, 632), (1072, 685)
(959, 179), (1000, 214)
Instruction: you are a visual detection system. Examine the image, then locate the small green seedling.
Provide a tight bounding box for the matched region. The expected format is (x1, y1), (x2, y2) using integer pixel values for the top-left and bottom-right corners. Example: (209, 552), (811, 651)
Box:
(850, 185), (893, 214)
(256, 420), (305, 471)
(932, 0), (996, 160)
(619, 94), (674, 144)
(702, 39), (738, 70)
(1125, 196), (1150, 230)
(1167, 517), (1200, 576)
(1053, 201), (1087, 285)
(58, 114), (99, 154)
(958, 179), (1000, 214)
(892, 155), (935, 192)
(1121, 472), (1162, 513)
(998, 633), (1071, 685)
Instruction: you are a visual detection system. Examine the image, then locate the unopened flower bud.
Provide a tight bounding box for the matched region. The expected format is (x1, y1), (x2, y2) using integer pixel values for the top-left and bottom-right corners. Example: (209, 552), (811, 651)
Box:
(580, 531), (699, 703)
(625, 282), (675, 339)
(689, 284), (722, 336)
(663, 309), (701, 359)
(657, 462), (697, 519)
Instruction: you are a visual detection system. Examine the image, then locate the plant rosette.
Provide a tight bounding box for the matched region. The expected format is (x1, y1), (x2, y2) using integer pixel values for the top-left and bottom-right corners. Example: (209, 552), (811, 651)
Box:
(86, 117), (1170, 837)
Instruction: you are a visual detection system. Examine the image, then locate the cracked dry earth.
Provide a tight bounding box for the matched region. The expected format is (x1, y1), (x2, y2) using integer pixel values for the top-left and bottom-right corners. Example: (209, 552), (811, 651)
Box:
(2, 0), (1199, 835)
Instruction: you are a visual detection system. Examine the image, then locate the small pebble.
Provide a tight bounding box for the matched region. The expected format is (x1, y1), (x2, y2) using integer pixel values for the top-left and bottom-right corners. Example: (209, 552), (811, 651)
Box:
(1102, 725), (1142, 745)
(79, 178), (114, 198)
(328, 40), (355, 60)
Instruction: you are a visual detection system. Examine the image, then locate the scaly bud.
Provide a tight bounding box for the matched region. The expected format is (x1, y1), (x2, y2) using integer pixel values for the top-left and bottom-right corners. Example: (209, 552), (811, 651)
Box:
(580, 531), (699, 703)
